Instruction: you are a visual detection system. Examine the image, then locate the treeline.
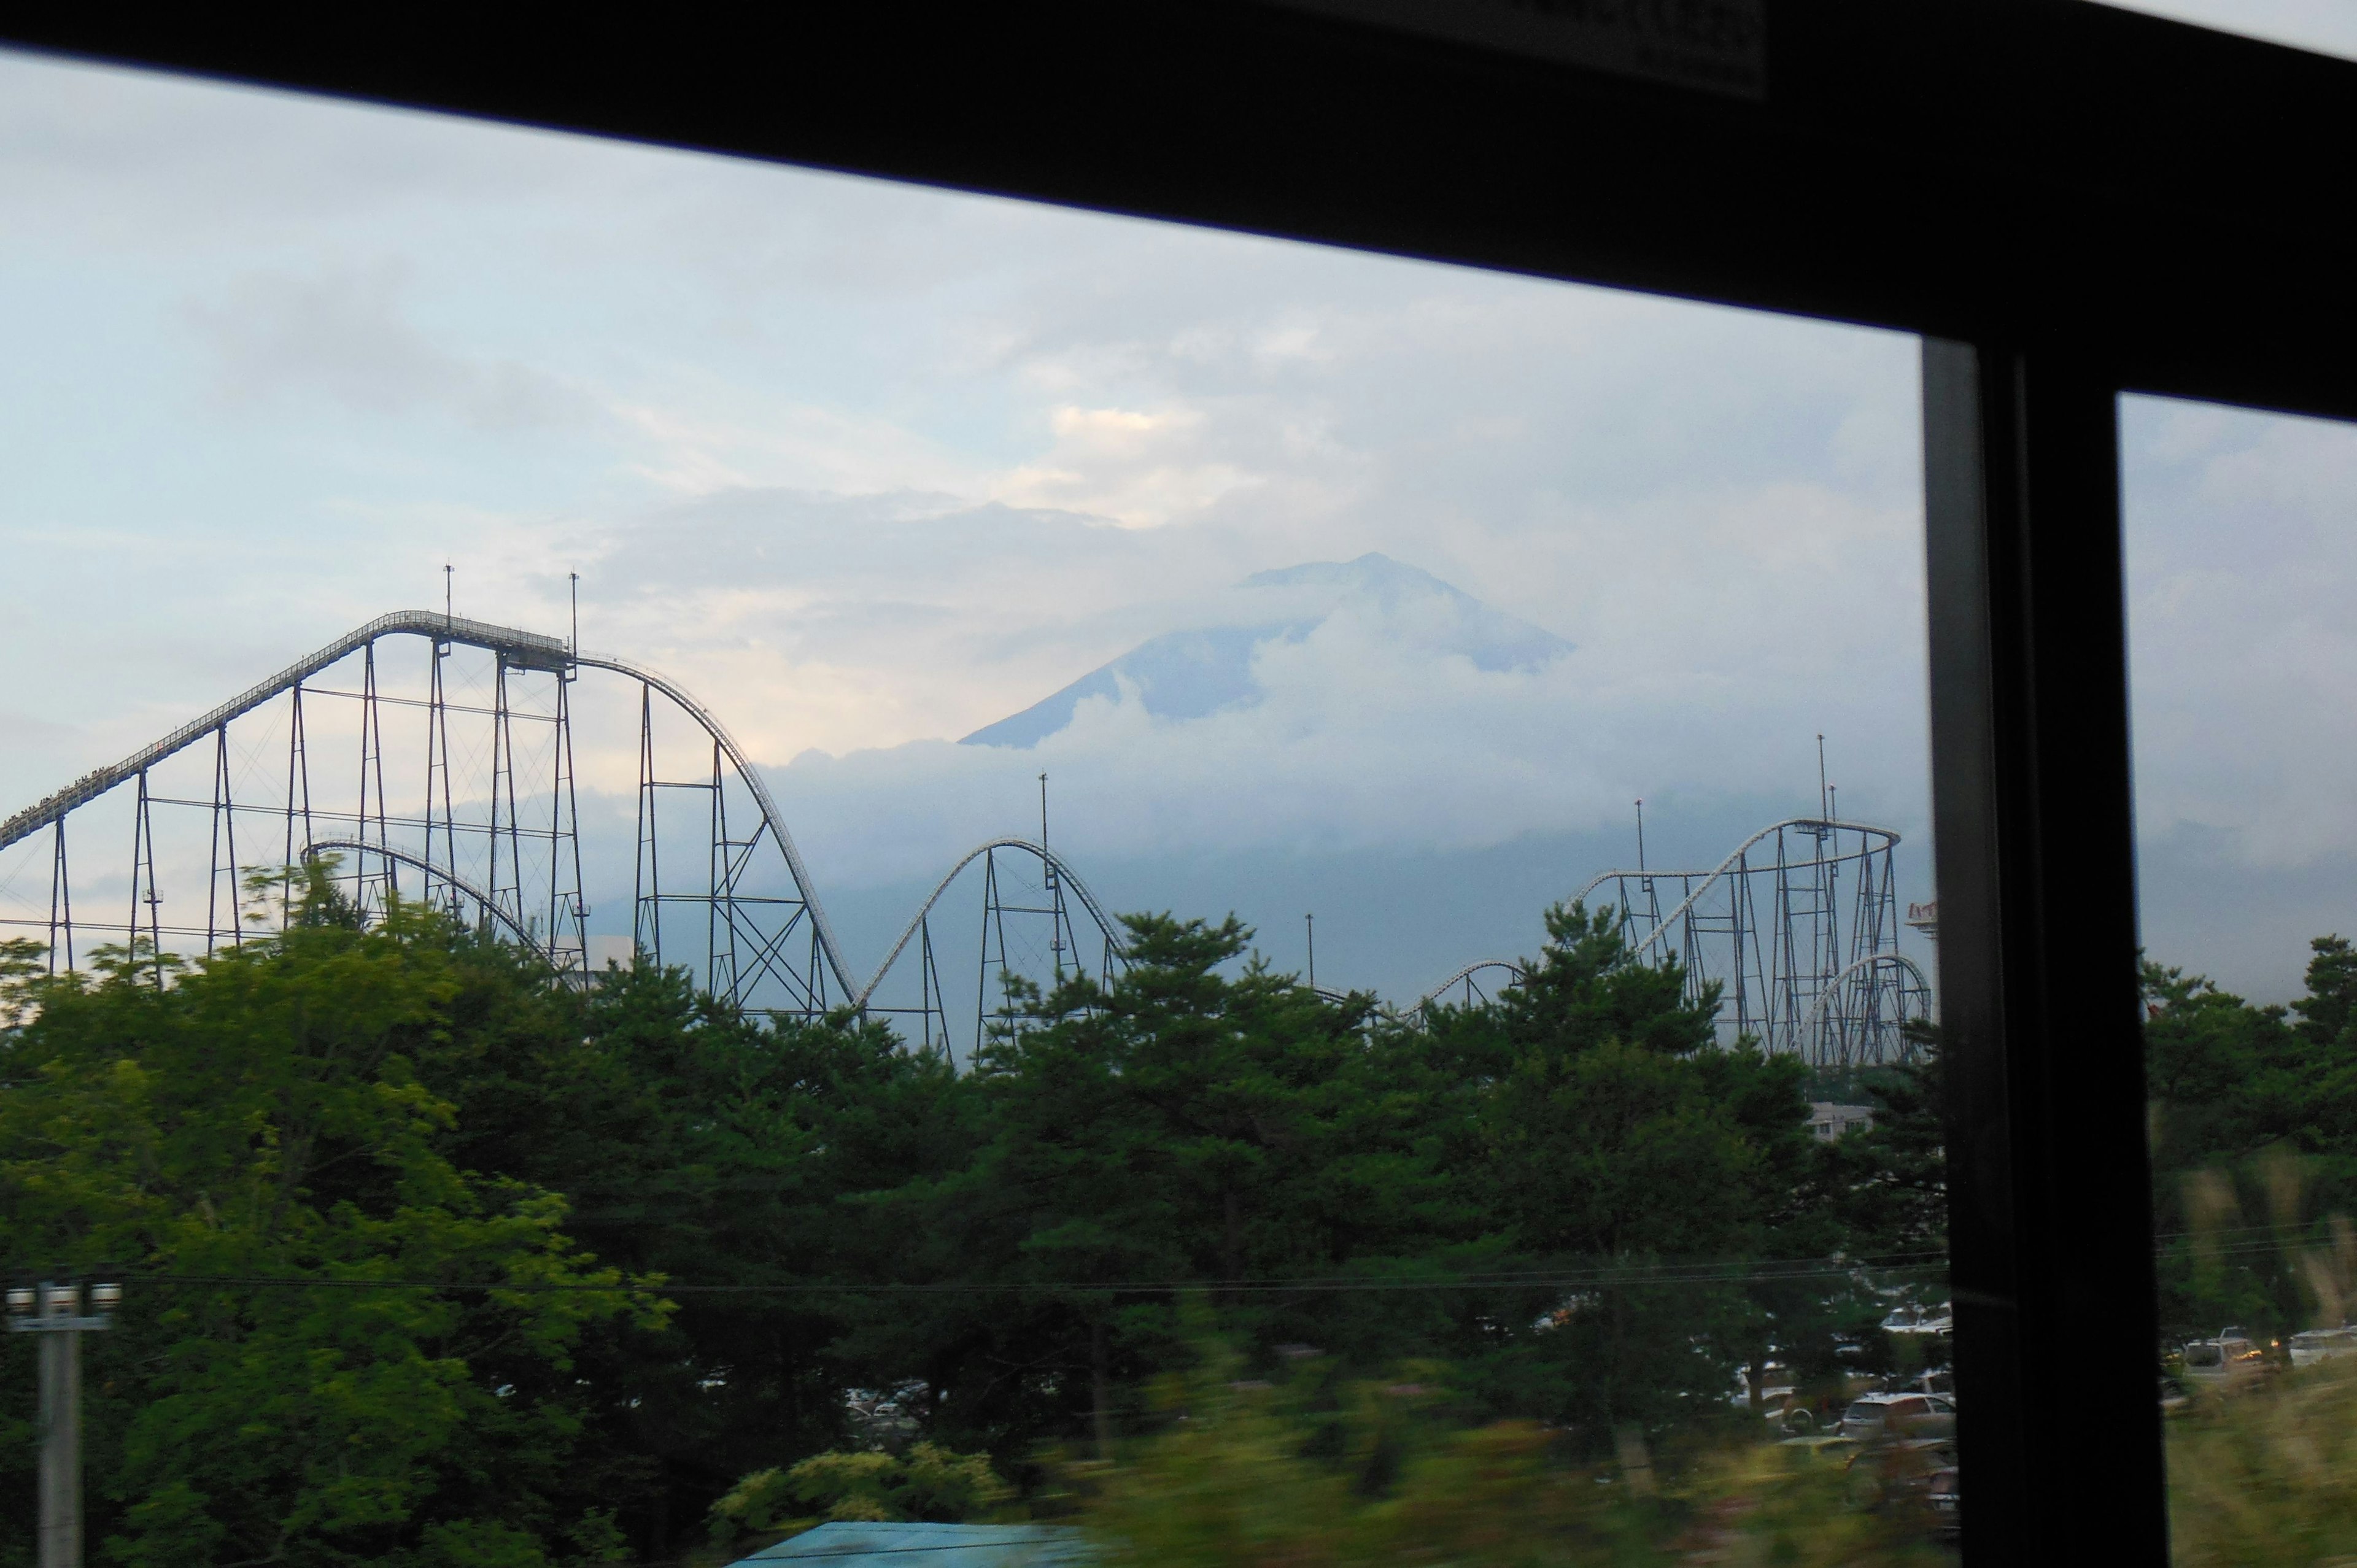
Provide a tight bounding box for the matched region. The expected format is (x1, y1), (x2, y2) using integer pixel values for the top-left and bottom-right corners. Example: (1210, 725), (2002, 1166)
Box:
(0, 871), (1944, 1568)
(2146, 935), (2357, 1345)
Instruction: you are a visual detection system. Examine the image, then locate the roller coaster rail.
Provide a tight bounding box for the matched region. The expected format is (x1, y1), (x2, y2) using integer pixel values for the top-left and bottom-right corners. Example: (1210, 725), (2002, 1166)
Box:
(301, 836), (551, 961)
(1411, 959), (1528, 1014)
(0, 611), (1129, 1059)
(2, 613), (1924, 1068)
(1571, 816), (1933, 1067)
(0, 611), (568, 854)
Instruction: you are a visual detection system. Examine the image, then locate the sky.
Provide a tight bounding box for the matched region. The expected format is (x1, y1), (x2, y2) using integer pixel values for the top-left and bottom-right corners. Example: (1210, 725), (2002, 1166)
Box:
(0, 33), (2347, 1007)
(2096, 0), (2357, 58)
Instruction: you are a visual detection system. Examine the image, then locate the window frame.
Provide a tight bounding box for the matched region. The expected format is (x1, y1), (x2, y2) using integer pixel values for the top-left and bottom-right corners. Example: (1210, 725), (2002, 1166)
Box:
(12, 4), (2353, 1561)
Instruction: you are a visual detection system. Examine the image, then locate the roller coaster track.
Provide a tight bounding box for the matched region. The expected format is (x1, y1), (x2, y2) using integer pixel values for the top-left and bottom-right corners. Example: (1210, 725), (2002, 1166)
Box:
(303, 836), (551, 960)
(0, 611), (568, 854)
(1574, 815), (1899, 963)
(0, 610), (854, 990)
(1571, 815), (1930, 1065)
(0, 611), (1132, 1046)
(4, 614), (1924, 1066)
(1400, 816), (1931, 1064)
(854, 836), (1123, 1008)
(1412, 959), (1528, 1013)
(568, 649), (851, 993)
(1798, 951), (1935, 1034)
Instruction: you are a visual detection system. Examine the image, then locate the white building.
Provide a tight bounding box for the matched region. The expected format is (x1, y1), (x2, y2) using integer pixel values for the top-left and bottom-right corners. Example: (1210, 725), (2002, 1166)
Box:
(1809, 1102), (1876, 1141)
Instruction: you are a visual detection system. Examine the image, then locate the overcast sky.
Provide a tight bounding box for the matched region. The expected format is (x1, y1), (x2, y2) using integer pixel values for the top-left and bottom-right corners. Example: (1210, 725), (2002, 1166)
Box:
(0, 34), (2348, 1004)
(2098, 0), (2357, 58)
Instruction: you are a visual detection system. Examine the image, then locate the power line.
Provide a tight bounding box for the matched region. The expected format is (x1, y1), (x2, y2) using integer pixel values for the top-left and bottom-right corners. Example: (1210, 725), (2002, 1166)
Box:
(36, 1252), (1952, 1300)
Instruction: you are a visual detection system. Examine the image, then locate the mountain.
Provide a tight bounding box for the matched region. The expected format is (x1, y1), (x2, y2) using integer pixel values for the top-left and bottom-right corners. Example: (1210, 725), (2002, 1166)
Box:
(960, 552), (1573, 749)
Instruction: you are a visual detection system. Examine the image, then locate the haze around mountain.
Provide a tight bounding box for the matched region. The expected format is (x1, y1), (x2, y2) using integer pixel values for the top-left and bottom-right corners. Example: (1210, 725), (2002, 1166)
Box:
(961, 553), (1573, 749)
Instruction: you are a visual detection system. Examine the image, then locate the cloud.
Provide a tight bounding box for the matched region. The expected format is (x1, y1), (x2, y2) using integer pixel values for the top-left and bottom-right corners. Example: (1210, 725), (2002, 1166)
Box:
(185, 263), (605, 431)
(0, 48), (1951, 1002)
(2126, 398), (2357, 870)
(999, 404), (1262, 527)
(762, 547), (1929, 898)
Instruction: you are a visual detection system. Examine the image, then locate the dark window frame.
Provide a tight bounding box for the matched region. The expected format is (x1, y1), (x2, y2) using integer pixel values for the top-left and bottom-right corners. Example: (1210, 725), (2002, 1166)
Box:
(12, 4), (2351, 1561)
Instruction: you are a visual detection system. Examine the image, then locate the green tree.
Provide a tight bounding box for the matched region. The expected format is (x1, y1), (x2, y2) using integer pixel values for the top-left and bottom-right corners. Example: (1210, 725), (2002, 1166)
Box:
(0, 883), (658, 1568)
(2142, 940), (2357, 1345)
(1422, 903), (1851, 1446)
(842, 913), (1404, 1459)
(378, 940), (983, 1556)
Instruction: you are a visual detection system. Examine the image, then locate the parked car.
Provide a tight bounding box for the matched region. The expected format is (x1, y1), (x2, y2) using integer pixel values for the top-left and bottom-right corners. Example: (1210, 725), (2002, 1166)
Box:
(1926, 1464), (1960, 1537)
(2181, 1331), (2267, 1388)
(1732, 1362), (1845, 1434)
(1880, 1302), (1953, 1338)
(1838, 1391), (1957, 1442)
(2288, 1325), (2357, 1367)
(1885, 1369), (1953, 1399)
(1774, 1432), (1862, 1464)
(1840, 1436), (1956, 1513)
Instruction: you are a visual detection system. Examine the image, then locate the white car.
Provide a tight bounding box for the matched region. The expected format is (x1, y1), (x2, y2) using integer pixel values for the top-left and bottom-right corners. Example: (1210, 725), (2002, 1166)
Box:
(1837, 1391), (1957, 1442)
(2288, 1326), (2357, 1368)
(2181, 1334), (2265, 1386)
(1880, 1303), (1954, 1337)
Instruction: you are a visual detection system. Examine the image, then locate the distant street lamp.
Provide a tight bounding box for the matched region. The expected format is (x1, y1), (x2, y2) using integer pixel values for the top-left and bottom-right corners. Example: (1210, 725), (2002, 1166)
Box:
(8, 1281), (119, 1568)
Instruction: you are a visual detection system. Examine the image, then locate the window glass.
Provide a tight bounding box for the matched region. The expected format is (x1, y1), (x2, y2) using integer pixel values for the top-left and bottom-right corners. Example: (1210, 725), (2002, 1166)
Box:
(2092, 0), (2357, 62)
(0, 46), (1950, 1567)
(2124, 393), (2357, 1559)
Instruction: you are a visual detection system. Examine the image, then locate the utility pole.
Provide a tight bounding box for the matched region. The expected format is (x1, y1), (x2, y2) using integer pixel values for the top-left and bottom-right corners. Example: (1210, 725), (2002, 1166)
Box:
(1305, 912), (1316, 991)
(8, 1280), (120, 1568)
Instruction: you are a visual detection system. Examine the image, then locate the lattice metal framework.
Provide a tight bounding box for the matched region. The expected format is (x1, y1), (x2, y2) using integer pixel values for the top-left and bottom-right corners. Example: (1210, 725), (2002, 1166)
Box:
(0, 613), (1130, 1055)
(0, 613), (593, 978)
(853, 838), (1128, 1061)
(1577, 817), (1933, 1067)
(1412, 958), (1528, 1015)
(0, 612), (848, 1011)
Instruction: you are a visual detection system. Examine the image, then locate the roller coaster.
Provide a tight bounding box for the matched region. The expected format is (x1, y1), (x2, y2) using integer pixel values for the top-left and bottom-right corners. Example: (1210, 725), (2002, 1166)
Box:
(0, 612), (1929, 1066)
(0, 611), (1118, 1059)
(1414, 822), (1937, 1066)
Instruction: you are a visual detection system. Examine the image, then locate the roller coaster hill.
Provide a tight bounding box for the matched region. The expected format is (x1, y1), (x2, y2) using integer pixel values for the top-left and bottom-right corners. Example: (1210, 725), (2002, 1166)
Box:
(0, 612), (1932, 1068)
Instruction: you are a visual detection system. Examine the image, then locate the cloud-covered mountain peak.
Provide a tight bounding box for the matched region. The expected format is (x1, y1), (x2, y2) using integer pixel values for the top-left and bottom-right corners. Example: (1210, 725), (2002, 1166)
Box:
(1237, 551), (1479, 604)
(960, 552), (1571, 749)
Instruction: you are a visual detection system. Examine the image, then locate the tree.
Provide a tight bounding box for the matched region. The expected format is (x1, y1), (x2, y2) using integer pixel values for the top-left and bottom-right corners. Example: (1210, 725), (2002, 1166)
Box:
(382, 940), (983, 1556)
(840, 914), (1405, 1460)
(0, 878), (659, 1568)
(2142, 941), (2357, 1345)
(1421, 903), (1853, 1446)
(1, 875), (1987, 1555)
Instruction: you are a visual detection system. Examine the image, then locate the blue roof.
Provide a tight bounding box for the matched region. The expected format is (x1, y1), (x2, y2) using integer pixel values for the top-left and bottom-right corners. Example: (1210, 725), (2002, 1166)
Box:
(731, 1521), (1093, 1568)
